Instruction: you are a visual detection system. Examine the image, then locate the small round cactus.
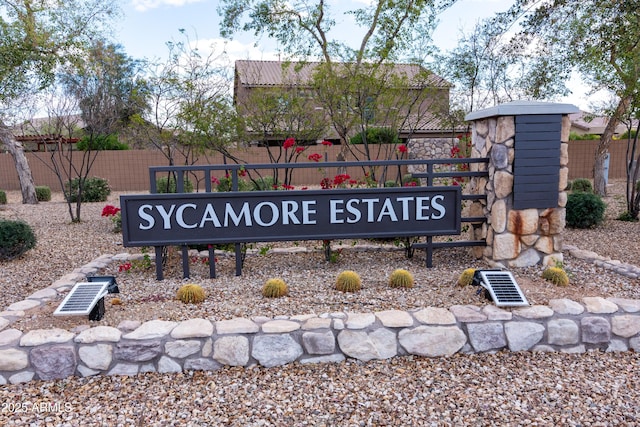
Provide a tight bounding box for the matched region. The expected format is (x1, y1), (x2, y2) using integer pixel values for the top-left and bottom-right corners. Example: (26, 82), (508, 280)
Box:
(335, 270), (361, 292)
(457, 268), (476, 287)
(542, 267), (569, 286)
(176, 283), (206, 304)
(262, 278), (288, 298)
(389, 269), (414, 288)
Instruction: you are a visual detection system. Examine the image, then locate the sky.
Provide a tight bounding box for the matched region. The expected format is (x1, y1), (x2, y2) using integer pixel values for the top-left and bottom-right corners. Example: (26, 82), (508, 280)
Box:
(114, 0), (597, 110)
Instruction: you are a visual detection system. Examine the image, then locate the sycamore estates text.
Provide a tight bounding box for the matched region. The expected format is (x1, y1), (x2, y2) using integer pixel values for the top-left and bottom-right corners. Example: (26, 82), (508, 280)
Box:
(136, 195), (448, 230)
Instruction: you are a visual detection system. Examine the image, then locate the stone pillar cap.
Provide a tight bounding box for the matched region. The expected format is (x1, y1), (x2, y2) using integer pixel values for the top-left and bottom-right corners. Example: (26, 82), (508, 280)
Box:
(465, 100), (579, 121)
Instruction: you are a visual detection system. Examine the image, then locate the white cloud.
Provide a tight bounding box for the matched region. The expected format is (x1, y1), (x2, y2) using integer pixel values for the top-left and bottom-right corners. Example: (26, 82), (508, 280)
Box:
(191, 38), (281, 64)
(346, 0), (374, 5)
(131, 0), (206, 13)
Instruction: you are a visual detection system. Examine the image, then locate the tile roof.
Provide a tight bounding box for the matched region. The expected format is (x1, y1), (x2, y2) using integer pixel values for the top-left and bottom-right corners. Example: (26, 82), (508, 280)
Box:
(235, 60), (451, 89)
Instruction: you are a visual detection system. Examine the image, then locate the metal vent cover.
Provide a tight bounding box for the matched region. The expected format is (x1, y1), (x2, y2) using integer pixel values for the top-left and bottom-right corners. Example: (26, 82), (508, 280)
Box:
(475, 270), (529, 307)
(54, 282), (109, 316)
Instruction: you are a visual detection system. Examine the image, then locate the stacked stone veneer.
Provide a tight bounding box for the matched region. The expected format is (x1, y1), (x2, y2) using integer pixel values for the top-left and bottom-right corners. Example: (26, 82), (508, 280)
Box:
(1, 253), (640, 384)
(408, 137), (457, 160)
(467, 115), (569, 267)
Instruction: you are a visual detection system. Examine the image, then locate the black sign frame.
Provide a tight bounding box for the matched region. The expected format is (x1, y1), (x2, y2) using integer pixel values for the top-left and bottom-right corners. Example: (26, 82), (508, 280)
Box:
(120, 186), (461, 247)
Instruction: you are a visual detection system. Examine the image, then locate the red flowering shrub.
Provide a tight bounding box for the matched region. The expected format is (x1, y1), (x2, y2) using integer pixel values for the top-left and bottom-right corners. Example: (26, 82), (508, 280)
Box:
(101, 205), (120, 217)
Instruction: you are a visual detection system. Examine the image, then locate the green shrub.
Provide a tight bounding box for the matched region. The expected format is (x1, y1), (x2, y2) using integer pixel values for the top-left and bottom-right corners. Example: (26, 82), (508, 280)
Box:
(214, 176), (251, 192)
(570, 178), (593, 193)
(350, 127), (400, 145)
(402, 174), (421, 187)
(250, 176), (275, 191)
(65, 177), (111, 202)
(618, 129), (637, 140)
(77, 134), (129, 151)
(617, 211), (639, 222)
(384, 180), (399, 188)
(35, 186), (51, 202)
(156, 175), (194, 193)
(569, 132), (601, 140)
(566, 192), (606, 228)
(0, 190), (6, 205)
(0, 219), (37, 261)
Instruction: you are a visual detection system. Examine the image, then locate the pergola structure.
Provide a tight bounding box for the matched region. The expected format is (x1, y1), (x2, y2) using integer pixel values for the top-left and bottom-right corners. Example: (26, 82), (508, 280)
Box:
(14, 134), (80, 151)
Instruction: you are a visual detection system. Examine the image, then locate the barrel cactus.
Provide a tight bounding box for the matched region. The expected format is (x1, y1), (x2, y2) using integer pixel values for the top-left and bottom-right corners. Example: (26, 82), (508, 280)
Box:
(335, 270), (361, 293)
(542, 267), (569, 286)
(176, 283), (206, 304)
(457, 268), (476, 287)
(262, 278), (288, 298)
(389, 269), (414, 288)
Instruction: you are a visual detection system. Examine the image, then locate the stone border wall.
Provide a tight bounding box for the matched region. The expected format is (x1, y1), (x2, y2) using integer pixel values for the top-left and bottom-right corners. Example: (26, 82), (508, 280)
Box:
(1, 253), (639, 385)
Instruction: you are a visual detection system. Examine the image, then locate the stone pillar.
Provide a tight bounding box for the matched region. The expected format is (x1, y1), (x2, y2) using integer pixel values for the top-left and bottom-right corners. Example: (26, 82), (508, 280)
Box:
(465, 101), (579, 268)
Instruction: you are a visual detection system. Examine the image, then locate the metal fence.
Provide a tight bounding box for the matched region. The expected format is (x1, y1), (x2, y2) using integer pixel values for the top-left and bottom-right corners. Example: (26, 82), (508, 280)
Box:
(145, 157), (489, 279)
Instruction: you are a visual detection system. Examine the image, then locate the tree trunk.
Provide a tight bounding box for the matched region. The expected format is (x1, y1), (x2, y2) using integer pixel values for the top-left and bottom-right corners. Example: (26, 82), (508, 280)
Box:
(0, 122), (38, 204)
(593, 95), (633, 196)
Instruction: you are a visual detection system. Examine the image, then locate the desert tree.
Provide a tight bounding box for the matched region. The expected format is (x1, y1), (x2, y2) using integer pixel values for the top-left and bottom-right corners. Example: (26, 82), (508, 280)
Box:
(617, 102), (640, 220)
(0, 0), (120, 203)
(219, 0), (457, 169)
(433, 22), (528, 128)
(234, 61), (328, 185)
(132, 31), (239, 190)
(487, 0), (640, 196)
(55, 41), (148, 222)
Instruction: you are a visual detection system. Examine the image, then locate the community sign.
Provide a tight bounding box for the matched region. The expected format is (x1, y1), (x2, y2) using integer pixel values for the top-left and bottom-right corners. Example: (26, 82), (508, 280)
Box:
(120, 186), (461, 247)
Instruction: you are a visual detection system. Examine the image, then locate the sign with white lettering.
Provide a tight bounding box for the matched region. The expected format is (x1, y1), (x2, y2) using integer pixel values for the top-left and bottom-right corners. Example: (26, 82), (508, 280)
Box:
(120, 187), (461, 247)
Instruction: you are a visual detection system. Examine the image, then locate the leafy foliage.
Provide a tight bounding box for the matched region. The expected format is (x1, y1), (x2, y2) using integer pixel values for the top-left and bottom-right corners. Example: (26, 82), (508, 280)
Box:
(350, 128), (400, 145)
(487, 0), (640, 196)
(0, 190), (6, 205)
(569, 132), (600, 141)
(35, 186), (51, 202)
(155, 176), (194, 194)
(65, 177), (111, 203)
(566, 192), (606, 229)
(0, 220), (37, 261)
(570, 178), (594, 193)
(76, 134), (129, 151)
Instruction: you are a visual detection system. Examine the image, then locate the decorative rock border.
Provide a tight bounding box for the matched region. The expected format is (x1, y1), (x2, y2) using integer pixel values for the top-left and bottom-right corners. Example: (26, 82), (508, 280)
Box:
(564, 245), (640, 279)
(1, 251), (640, 385)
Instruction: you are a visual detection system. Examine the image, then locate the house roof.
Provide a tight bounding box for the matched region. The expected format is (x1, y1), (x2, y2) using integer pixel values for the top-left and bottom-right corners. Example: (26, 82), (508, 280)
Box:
(235, 60), (451, 89)
(568, 111), (636, 135)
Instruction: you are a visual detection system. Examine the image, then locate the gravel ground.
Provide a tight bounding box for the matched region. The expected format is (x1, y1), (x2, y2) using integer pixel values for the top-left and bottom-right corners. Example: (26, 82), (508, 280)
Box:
(1, 182), (639, 425)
